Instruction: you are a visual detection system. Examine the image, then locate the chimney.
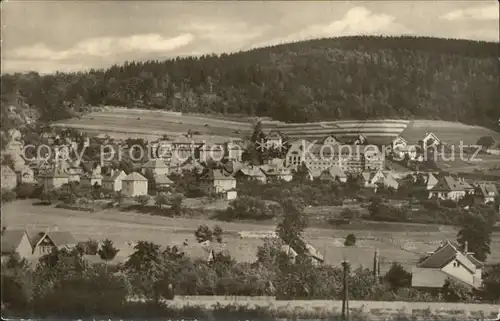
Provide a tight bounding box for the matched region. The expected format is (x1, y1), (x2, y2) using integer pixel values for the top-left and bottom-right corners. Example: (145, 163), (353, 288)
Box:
(464, 241), (468, 254)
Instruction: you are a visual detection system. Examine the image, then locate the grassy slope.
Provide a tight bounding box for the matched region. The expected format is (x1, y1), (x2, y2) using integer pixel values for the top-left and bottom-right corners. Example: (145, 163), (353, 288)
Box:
(53, 108), (252, 141)
(402, 120), (500, 146)
(4, 201), (500, 273)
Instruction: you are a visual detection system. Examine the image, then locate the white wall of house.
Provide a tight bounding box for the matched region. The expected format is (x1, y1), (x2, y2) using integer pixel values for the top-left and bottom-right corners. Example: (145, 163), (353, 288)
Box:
(226, 190), (238, 200)
(441, 259), (477, 287)
(214, 179), (237, 194)
(44, 176), (69, 190)
(122, 180), (148, 197)
(429, 190), (466, 201)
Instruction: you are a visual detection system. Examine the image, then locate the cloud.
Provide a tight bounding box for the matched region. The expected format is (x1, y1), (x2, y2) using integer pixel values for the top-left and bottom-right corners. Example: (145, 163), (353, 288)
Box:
(8, 33), (194, 61)
(254, 6), (411, 47)
(440, 4), (499, 21)
(181, 21), (268, 50)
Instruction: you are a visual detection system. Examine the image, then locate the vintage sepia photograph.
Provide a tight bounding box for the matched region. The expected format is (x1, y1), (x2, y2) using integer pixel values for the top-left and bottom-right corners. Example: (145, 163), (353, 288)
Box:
(1, 1), (499, 320)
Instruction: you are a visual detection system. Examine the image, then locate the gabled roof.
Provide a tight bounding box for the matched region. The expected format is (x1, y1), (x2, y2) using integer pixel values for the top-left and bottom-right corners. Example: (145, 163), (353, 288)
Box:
(417, 241), (480, 273)
(42, 167), (69, 178)
(202, 169), (234, 181)
(426, 173), (439, 186)
(142, 159), (169, 169)
(430, 176), (464, 192)
(103, 170), (126, 182)
(418, 241), (458, 269)
(393, 136), (408, 145)
(30, 231), (77, 248)
(238, 166), (266, 177)
(476, 182), (499, 197)
(1, 230), (28, 253)
(260, 165), (292, 177)
(155, 175), (173, 185)
(123, 172), (148, 181)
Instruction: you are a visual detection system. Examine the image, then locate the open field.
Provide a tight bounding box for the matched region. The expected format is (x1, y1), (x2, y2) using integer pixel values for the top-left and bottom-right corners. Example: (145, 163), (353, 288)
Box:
(167, 297), (500, 318)
(402, 120), (500, 147)
(434, 153), (500, 173)
(4, 201), (500, 273)
(52, 107), (499, 148)
(53, 107), (252, 141)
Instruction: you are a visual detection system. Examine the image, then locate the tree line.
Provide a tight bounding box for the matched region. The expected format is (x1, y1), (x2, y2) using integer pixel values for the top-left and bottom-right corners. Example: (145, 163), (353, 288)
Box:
(1, 36), (499, 133)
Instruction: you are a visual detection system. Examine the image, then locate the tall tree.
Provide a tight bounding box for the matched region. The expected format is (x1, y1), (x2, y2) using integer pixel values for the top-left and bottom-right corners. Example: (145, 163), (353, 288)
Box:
(98, 238), (119, 273)
(457, 214), (492, 262)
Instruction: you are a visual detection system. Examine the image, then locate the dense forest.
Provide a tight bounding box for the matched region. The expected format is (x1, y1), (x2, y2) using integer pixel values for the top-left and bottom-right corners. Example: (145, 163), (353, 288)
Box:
(1, 36), (499, 131)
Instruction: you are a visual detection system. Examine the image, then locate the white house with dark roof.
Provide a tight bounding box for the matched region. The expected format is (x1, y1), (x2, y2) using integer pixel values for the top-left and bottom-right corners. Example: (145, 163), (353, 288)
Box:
(201, 169), (237, 199)
(122, 172), (148, 197)
(1, 229), (33, 263)
(102, 169), (127, 192)
(475, 182), (499, 204)
(426, 173), (439, 190)
(29, 230), (78, 258)
(40, 167), (69, 190)
(411, 240), (483, 290)
(154, 174), (173, 190)
(429, 176), (467, 201)
(142, 158), (169, 177)
(234, 166), (267, 183)
(422, 132), (441, 149)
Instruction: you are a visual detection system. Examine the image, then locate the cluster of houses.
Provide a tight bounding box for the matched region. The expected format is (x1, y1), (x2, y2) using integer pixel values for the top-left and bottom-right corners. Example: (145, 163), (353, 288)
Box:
(1, 128), (499, 204)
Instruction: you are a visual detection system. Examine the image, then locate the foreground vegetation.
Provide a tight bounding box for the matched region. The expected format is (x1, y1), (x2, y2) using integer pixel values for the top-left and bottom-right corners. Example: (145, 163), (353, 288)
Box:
(2, 194), (500, 318)
(2, 36), (499, 132)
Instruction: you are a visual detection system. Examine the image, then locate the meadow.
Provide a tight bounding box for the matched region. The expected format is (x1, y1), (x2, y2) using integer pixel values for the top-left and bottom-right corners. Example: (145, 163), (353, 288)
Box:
(54, 108), (500, 153)
(53, 107), (253, 142)
(4, 200), (500, 274)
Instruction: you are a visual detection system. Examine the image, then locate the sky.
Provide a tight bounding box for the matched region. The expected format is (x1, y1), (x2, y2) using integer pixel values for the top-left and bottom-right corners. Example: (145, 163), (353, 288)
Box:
(1, 1), (498, 74)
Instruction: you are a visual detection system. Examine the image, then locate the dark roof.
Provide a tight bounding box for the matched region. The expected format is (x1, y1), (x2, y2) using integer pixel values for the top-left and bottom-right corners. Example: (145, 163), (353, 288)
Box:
(476, 183), (499, 197)
(103, 170), (126, 182)
(123, 172), (148, 181)
(466, 254), (484, 269)
(155, 175), (173, 185)
(418, 241), (480, 273)
(29, 231), (77, 248)
(1, 230), (27, 253)
(418, 241), (458, 269)
(430, 176), (464, 192)
(201, 169), (234, 181)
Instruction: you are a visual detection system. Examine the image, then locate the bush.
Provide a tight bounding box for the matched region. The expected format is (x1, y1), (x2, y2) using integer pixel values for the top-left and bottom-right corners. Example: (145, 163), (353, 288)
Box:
(385, 263), (412, 291)
(134, 195), (150, 207)
(15, 183), (36, 198)
(344, 233), (356, 246)
(222, 196), (282, 221)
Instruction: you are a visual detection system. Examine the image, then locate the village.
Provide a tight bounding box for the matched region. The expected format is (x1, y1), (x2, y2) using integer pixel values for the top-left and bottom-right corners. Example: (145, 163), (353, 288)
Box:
(1, 122), (500, 300)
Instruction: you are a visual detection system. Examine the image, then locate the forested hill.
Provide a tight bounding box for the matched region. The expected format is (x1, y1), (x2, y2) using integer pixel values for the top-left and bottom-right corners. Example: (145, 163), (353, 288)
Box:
(1, 36), (499, 131)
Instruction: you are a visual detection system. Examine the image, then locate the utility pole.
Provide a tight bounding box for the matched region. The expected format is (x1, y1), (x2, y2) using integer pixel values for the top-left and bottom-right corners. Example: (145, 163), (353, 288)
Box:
(341, 260), (350, 321)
